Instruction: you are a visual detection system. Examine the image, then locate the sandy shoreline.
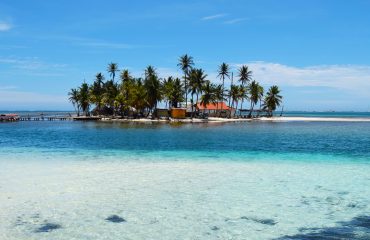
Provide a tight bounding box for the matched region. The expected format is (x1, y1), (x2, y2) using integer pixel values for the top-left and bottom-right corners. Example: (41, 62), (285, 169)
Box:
(259, 116), (370, 122)
(98, 116), (370, 123)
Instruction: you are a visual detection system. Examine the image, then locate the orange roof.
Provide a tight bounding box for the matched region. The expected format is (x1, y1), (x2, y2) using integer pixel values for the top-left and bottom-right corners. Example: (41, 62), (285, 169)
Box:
(196, 102), (231, 110)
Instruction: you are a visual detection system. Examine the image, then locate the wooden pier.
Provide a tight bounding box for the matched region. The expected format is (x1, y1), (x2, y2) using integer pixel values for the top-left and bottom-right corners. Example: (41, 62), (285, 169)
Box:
(1, 113), (104, 122)
(18, 117), (71, 121)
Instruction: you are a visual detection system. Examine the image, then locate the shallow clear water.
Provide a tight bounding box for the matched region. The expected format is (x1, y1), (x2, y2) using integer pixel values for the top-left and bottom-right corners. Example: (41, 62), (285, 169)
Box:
(1, 121), (370, 239)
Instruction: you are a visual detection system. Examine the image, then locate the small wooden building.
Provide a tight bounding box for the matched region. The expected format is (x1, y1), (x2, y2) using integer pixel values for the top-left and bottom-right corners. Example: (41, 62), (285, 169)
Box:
(171, 108), (186, 119)
(155, 108), (170, 119)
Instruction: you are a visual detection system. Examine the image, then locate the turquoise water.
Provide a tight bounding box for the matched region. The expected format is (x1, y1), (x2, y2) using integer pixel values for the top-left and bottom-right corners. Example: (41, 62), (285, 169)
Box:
(1, 121), (370, 239)
(1, 121), (370, 160)
(282, 111), (370, 118)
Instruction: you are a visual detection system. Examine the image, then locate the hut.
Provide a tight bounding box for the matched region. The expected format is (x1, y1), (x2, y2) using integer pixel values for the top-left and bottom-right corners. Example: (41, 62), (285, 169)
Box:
(170, 108), (186, 119)
(195, 102), (235, 117)
(154, 108), (170, 119)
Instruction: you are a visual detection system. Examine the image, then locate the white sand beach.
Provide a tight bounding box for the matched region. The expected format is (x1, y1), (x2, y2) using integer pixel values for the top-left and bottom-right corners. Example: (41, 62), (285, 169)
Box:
(259, 117), (370, 122)
(99, 116), (370, 123)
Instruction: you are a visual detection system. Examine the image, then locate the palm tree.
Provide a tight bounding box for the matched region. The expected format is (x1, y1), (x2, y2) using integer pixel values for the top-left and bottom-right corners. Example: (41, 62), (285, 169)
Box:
(200, 80), (217, 115)
(238, 65), (252, 111)
(200, 81), (216, 106)
(263, 85), (282, 116)
(132, 78), (148, 117)
(177, 54), (194, 108)
(188, 68), (207, 117)
(107, 63), (119, 81)
(79, 82), (90, 116)
(114, 93), (126, 117)
(90, 73), (105, 115)
(238, 85), (248, 117)
(214, 84), (225, 116)
(103, 80), (119, 115)
(68, 88), (80, 116)
(120, 69), (133, 102)
(170, 78), (184, 108)
(162, 77), (174, 108)
(144, 66), (162, 116)
(257, 85), (264, 110)
(229, 84), (241, 116)
(217, 62), (230, 114)
(145, 65), (156, 78)
(248, 80), (260, 118)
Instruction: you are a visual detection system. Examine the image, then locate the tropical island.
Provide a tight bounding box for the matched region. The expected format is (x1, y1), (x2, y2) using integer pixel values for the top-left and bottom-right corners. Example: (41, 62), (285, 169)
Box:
(68, 54), (282, 122)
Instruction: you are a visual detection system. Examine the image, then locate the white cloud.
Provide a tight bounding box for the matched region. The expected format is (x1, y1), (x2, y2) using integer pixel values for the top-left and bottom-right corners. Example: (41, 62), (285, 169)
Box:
(40, 35), (137, 49)
(202, 14), (227, 21)
(116, 62), (370, 98)
(0, 90), (69, 110)
(0, 56), (67, 71)
(224, 18), (248, 24)
(0, 22), (12, 31)
(0, 85), (17, 90)
(234, 62), (370, 96)
(77, 40), (134, 49)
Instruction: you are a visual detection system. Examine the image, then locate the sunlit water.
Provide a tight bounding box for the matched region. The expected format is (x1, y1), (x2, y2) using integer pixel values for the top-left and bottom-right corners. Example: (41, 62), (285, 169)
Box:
(1, 120), (370, 239)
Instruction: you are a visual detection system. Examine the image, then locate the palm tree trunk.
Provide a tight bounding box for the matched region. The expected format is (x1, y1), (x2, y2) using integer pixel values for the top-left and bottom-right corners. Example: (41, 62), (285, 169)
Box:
(228, 72), (233, 108)
(221, 76), (224, 114)
(240, 99), (244, 117)
(191, 94), (194, 119)
(249, 101), (253, 118)
(196, 93), (199, 117)
(234, 101), (237, 117)
(259, 98), (262, 110)
(184, 74), (187, 108)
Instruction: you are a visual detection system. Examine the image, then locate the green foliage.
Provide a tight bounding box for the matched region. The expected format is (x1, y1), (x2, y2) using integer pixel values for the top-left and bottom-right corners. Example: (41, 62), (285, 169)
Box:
(107, 63), (119, 81)
(263, 85), (283, 116)
(79, 82), (90, 116)
(178, 54), (194, 106)
(68, 58), (282, 118)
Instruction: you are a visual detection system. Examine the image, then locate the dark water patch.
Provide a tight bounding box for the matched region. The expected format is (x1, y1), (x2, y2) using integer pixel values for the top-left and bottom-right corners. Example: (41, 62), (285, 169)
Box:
(276, 215), (370, 239)
(240, 216), (277, 226)
(301, 199), (310, 205)
(346, 216), (370, 228)
(347, 203), (358, 208)
(35, 223), (62, 233)
(254, 218), (277, 226)
(14, 218), (27, 226)
(338, 191), (350, 196)
(31, 213), (40, 219)
(149, 218), (159, 224)
(211, 226), (220, 231)
(105, 215), (126, 223)
(325, 196), (341, 205)
(347, 202), (366, 210)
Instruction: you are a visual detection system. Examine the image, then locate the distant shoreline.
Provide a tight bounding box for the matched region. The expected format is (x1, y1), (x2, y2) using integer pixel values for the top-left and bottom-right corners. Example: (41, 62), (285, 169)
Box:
(95, 116), (370, 123)
(2, 112), (370, 123)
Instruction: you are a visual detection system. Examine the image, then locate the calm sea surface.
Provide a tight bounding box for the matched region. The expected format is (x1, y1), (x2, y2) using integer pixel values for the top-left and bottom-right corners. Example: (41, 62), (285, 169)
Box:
(0, 118), (370, 239)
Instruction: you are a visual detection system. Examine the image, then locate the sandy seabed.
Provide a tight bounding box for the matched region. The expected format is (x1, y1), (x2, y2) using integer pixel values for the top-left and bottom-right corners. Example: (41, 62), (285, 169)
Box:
(1, 158), (370, 239)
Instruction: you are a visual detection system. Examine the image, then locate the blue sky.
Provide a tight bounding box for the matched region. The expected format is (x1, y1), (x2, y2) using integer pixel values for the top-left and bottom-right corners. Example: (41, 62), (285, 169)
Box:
(1, 0), (370, 111)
